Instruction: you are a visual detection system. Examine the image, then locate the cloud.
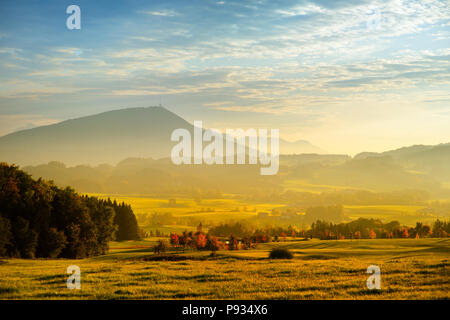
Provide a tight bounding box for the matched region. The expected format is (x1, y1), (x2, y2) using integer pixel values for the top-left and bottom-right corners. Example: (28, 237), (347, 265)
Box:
(0, 79), (92, 99)
(1, 0), (449, 153)
(140, 10), (179, 17)
(0, 114), (60, 136)
(275, 3), (325, 16)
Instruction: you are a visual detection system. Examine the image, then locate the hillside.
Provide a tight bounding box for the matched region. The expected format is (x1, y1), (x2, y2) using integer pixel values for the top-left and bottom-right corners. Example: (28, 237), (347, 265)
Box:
(0, 107), (193, 166)
(0, 106), (324, 166)
(355, 143), (450, 180)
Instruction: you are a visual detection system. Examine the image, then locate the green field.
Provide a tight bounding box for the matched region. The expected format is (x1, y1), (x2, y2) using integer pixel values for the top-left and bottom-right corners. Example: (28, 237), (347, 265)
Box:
(1, 238), (448, 299)
(88, 193), (440, 229)
(88, 193), (287, 234)
(282, 179), (354, 194)
(344, 205), (432, 225)
(89, 193), (283, 215)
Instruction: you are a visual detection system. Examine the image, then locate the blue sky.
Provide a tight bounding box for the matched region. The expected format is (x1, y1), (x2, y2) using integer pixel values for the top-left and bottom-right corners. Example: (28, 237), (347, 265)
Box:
(0, 0), (449, 154)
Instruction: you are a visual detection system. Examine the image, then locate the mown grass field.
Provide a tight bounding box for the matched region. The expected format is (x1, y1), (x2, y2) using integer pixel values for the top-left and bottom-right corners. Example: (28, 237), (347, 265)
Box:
(0, 238), (448, 299)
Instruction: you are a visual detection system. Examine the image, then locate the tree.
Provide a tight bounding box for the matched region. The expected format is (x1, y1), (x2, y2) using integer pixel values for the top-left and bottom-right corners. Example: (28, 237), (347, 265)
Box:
(11, 217), (39, 258)
(228, 235), (238, 250)
(180, 232), (192, 251)
(154, 240), (168, 254)
(112, 202), (140, 241)
(402, 227), (409, 238)
(0, 216), (12, 257)
(207, 236), (220, 255)
(195, 233), (207, 249)
(37, 228), (67, 258)
(0, 163), (133, 258)
(170, 233), (179, 246)
(369, 229), (376, 239)
(422, 225), (431, 237)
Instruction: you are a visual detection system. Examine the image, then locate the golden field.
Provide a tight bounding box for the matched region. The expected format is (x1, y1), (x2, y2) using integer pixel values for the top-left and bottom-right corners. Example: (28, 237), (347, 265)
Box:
(0, 238), (448, 300)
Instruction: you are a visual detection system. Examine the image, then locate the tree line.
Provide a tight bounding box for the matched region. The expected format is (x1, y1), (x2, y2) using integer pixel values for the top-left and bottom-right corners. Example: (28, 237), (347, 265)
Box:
(0, 163), (140, 259)
(163, 218), (450, 255)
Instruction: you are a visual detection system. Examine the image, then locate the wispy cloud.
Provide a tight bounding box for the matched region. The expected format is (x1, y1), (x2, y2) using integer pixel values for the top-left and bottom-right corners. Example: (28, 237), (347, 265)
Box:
(0, 0), (449, 153)
(0, 114), (60, 136)
(140, 9), (179, 17)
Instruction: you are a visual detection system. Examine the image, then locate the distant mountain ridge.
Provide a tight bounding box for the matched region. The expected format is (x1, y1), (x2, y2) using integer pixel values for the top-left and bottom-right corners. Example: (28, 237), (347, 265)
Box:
(355, 143), (450, 181)
(355, 143), (450, 167)
(279, 139), (325, 154)
(0, 106), (325, 166)
(355, 144), (450, 160)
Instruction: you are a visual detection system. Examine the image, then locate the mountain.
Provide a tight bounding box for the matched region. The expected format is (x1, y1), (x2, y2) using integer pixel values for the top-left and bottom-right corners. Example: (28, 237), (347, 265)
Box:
(0, 107), (193, 166)
(354, 143), (450, 180)
(0, 106), (324, 166)
(279, 139), (325, 154)
(354, 144), (440, 160)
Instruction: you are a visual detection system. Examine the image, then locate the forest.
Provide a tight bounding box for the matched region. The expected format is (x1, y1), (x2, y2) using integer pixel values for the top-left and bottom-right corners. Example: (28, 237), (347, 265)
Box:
(0, 163), (140, 258)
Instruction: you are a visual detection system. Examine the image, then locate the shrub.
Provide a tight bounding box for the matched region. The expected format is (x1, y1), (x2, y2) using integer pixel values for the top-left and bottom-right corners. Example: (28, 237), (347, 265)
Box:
(269, 247), (293, 259)
(154, 240), (169, 254)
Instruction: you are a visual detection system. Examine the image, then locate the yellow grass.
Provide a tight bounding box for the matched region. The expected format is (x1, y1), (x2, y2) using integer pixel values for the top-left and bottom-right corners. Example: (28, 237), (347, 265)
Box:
(0, 238), (448, 299)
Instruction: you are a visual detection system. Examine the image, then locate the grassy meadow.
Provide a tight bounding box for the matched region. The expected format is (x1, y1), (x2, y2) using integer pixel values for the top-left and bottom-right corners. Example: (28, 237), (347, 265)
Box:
(1, 188), (448, 300)
(0, 238), (448, 299)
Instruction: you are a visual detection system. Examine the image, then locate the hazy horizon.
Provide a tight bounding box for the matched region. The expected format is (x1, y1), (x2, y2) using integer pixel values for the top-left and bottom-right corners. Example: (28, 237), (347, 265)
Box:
(1, 105), (449, 158)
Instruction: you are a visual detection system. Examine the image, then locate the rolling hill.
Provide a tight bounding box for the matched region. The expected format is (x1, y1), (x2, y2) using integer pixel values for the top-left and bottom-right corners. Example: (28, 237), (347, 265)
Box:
(0, 106), (324, 166)
(355, 143), (450, 180)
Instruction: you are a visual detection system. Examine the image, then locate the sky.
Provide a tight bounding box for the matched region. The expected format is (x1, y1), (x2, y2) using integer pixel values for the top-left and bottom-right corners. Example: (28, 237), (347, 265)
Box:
(0, 0), (449, 155)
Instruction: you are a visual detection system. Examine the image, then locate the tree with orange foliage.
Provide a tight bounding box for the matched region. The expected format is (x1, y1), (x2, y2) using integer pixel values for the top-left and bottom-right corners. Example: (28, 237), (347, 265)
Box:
(183, 236), (192, 251)
(354, 231), (361, 239)
(369, 229), (376, 239)
(170, 233), (179, 246)
(195, 233), (207, 249)
(402, 227), (409, 238)
(207, 236), (221, 255)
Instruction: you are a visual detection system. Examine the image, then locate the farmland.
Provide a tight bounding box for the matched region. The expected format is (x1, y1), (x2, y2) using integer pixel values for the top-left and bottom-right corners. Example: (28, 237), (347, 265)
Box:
(88, 193), (440, 230)
(0, 238), (448, 299)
